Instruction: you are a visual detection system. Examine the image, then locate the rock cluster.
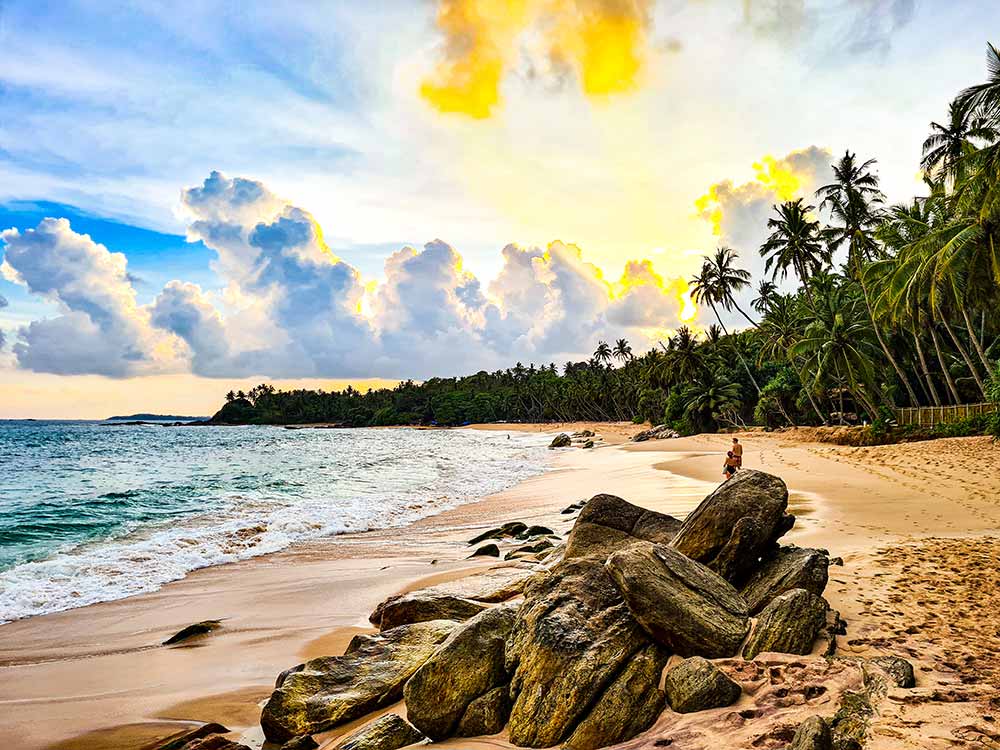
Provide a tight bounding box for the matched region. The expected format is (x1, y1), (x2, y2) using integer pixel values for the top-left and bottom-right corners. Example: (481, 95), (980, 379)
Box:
(632, 424), (680, 442)
(258, 469), (911, 750)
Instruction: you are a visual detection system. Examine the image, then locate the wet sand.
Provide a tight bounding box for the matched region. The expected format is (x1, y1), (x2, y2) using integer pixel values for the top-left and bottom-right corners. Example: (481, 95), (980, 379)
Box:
(2, 427), (999, 749)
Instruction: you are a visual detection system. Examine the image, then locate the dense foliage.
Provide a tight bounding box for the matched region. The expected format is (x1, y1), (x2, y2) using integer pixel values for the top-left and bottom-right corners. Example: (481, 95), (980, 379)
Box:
(215, 46), (1000, 434)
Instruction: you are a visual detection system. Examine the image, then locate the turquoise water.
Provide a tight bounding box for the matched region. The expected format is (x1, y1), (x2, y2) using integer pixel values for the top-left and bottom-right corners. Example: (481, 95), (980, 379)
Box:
(0, 421), (550, 623)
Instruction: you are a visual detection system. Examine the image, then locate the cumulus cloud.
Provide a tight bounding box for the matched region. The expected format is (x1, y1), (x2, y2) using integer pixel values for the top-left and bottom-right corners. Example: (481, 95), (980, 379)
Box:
(4, 171), (696, 380)
(0, 218), (180, 376)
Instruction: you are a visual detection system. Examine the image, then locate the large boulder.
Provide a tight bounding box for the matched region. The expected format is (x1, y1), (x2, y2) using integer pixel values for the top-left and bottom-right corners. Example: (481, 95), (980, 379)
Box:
(564, 493), (682, 561)
(662, 656), (741, 713)
(562, 643), (668, 750)
(605, 542), (750, 658)
(403, 605), (517, 740)
(369, 592), (487, 631)
(740, 546), (830, 614)
(260, 620), (457, 743)
(632, 425), (679, 442)
(505, 558), (651, 747)
(332, 714), (424, 750)
(411, 564), (539, 603)
(743, 588), (828, 659)
(671, 469), (791, 583)
(549, 433), (572, 448)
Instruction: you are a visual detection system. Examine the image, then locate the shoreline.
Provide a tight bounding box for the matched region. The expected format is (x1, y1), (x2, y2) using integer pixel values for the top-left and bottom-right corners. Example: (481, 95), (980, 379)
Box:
(2, 426), (998, 749)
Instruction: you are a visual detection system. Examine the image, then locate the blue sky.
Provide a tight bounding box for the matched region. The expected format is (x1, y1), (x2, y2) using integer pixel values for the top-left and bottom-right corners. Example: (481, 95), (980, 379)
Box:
(2, 0), (999, 416)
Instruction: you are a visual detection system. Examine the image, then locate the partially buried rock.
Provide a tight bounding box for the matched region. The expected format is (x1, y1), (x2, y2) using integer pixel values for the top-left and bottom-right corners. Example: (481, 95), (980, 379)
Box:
(549, 433), (572, 448)
(740, 546), (830, 615)
(562, 642), (669, 750)
(404, 605), (517, 740)
(787, 715), (832, 750)
(260, 619), (457, 743)
(154, 723), (230, 750)
(516, 525), (554, 539)
(869, 656), (916, 688)
(605, 541), (749, 658)
(581, 440), (594, 449)
(671, 470), (791, 584)
(743, 588), (827, 659)
(468, 521), (527, 545)
(183, 737), (251, 750)
(163, 620), (222, 646)
(469, 543), (499, 558)
(281, 736), (319, 750)
(662, 656), (741, 714)
(333, 714), (424, 750)
(564, 493), (682, 561)
(505, 557), (651, 747)
(369, 592), (486, 631)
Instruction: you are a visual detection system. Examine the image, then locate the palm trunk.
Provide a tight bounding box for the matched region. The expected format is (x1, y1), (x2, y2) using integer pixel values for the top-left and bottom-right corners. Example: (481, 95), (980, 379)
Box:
(731, 300), (759, 329)
(857, 270), (920, 406)
(708, 300), (762, 396)
(912, 332), (941, 407)
(930, 325), (961, 405)
(940, 314), (986, 396)
(959, 304), (992, 374)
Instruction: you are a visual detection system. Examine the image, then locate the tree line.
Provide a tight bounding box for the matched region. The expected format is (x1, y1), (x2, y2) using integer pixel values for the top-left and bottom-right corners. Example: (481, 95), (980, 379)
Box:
(215, 44), (1000, 437)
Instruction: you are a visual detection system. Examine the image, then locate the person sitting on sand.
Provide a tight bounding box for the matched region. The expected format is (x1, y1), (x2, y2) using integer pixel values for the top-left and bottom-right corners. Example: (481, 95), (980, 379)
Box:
(723, 451), (739, 480)
(732, 437), (743, 468)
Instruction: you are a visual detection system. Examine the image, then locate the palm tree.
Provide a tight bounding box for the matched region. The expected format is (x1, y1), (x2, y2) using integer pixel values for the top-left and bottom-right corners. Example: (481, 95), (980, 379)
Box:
(760, 199), (830, 289)
(816, 151), (885, 271)
(921, 100), (997, 187)
(756, 294), (826, 423)
(751, 280), (778, 314)
(690, 261), (762, 395)
(682, 369), (742, 431)
(613, 338), (633, 363)
(656, 326), (702, 387)
(593, 341), (613, 367)
(708, 247), (757, 327)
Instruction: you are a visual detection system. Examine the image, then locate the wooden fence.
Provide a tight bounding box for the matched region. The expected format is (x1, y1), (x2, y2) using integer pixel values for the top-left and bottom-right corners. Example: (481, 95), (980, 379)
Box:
(895, 402), (996, 427)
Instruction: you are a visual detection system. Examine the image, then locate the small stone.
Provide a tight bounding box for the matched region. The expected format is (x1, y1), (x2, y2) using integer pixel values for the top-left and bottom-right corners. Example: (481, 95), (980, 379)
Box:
(870, 656), (916, 688)
(549, 433), (572, 448)
(280, 736), (319, 750)
(662, 656), (741, 714)
(154, 723), (229, 750)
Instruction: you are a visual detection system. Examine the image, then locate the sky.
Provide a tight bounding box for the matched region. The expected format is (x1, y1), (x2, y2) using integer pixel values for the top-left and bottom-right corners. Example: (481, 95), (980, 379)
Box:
(1, 0), (997, 418)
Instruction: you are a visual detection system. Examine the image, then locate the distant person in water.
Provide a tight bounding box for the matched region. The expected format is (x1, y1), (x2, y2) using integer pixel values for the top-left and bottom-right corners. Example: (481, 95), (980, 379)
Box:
(731, 437), (743, 468)
(723, 451), (739, 480)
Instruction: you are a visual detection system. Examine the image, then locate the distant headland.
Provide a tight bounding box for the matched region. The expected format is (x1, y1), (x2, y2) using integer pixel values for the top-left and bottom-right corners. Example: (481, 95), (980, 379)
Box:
(105, 413), (208, 422)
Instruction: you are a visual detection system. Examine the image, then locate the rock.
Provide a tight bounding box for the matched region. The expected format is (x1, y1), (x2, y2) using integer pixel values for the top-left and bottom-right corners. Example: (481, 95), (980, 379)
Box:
(184, 737), (251, 750)
(281, 736), (320, 750)
(743, 588), (827, 659)
(632, 424), (680, 442)
(662, 656), (741, 714)
(369, 592), (487, 631)
(404, 606), (517, 740)
(468, 521), (527, 545)
(517, 525), (554, 539)
(549, 433), (572, 448)
(870, 656), (916, 688)
(163, 620), (222, 645)
(564, 493), (682, 561)
(455, 686), (511, 736)
(572, 430), (595, 438)
(740, 546), (830, 614)
(505, 557), (650, 747)
(671, 470), (790, 583)
(260, 619), (457, 743)
(787, 715), (832, 750)
(561, 505), (577, 514)
(332, 714), (424, 750)
(605, 542), (749, 658)
(154, 723), (229, 750)
(413, 565), (539, 603)
(581, 440), (595, 449)
(469, 544), (499, 558)
(505, 540), (554, 560)
(562, 643), (668, 750)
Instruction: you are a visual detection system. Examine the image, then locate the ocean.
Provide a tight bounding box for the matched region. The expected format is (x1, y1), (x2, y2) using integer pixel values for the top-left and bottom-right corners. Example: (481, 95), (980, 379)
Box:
(0, 421), (551, 624)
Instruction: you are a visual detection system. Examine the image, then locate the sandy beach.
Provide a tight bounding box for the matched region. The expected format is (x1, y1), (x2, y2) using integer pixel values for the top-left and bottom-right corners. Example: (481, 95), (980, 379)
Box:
(2, 425), (998, 750)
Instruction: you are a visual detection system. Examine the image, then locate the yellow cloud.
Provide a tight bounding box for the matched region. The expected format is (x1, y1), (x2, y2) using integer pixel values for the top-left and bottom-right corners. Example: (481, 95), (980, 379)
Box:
(420, 0), (654, 117)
